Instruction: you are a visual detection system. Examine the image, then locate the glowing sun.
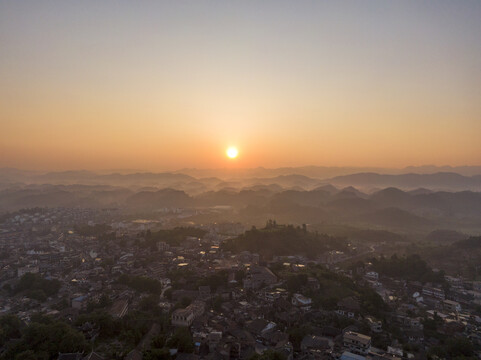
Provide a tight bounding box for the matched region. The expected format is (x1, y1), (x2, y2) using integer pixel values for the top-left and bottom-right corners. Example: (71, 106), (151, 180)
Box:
(226, 147), (238, 159)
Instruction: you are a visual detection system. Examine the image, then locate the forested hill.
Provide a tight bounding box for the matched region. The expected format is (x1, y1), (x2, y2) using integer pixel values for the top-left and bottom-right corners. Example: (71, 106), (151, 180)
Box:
(452, 236), (481, 249)
(221, 222), (348, 259)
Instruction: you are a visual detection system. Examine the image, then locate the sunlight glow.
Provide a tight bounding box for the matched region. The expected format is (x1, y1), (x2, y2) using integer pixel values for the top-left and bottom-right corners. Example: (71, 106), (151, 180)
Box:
(226, 147), (238, 159)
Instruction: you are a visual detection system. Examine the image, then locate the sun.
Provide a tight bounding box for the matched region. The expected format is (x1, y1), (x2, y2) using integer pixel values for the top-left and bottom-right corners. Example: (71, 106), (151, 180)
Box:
(226, 146), (238, 159)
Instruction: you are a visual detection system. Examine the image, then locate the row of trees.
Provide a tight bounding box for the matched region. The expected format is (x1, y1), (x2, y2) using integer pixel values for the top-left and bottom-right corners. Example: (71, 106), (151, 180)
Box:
(117, 274), (162, 294)
(0, 315), (89, 360)
(11, 273), (61, 302)
(222, 225), (349, 259)
(370, 254), (445, 284)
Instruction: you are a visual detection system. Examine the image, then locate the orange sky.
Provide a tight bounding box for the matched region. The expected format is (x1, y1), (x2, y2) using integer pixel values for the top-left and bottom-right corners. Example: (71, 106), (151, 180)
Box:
(1, 1), (480, 171)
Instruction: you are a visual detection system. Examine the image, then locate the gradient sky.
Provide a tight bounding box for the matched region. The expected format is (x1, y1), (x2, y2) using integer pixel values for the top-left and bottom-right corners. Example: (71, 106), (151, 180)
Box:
(1, 1), (480, 171)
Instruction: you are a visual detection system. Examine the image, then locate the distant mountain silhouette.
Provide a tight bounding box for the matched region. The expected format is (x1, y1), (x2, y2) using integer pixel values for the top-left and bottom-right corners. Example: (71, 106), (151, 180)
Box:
(125, 188), (192, 209)
(328, 172), (481, 190)
(425, 230), (467, 244)
(359, 207), (433, 228)
(1, 168), (480, 236)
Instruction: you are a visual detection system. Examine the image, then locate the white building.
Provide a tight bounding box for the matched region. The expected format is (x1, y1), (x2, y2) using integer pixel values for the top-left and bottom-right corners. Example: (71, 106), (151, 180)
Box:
(291, 293), (312, 311)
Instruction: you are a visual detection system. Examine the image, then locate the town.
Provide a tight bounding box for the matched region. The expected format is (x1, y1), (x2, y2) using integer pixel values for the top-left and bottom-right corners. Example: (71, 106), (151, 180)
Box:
(0, 207), (479, 360)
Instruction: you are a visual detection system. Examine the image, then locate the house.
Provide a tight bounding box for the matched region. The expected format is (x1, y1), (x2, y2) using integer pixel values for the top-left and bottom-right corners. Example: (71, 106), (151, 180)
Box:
(171, 300), (204, 328)
(422, 286), (445, 300)
(188, 300), (206, 318)
(198, 286), (211, 300)
(172, 308), (194, 327)
(243, 266), (277, 289)
(365, 316), (382, 333)
(245, 318), (276, 337)
(365, 271), (379, 281)
(265, 290), (281, 302)
(300, 335), (331, 352)
(307, 277), (320, 290)
(443, 299), (461, 312)
(405, 330), (424, 344)
(17, 265), (39, 278)
(291, 293), (312, 311)
(340, 351), (366, 360)
(343, 331), (371, 355)
(71, 295), (88, 310)
(125, 349), (142, 360)
(336, 297), (360, 318)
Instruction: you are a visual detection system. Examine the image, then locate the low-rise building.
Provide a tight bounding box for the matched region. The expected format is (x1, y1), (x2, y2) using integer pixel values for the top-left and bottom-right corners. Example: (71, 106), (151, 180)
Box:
(343, 331), (371, 355)
(422, 286), (445, 300)
(365, 316), (382, 333)
(443, 299), (461, 312)
(71, 295), (88, 310)
(291, 293), (312, 311)
(172, 308), (194, 327)
(243, 266), (277, 289)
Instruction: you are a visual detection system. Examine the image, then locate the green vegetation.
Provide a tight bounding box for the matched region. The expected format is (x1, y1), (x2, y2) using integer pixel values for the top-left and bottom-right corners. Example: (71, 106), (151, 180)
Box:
(1, 317), (89, 360)
(166, 268), (229, 292)
(370, 254), (445, 283)
(222, 224), (348, 259)
(75, 307), (169, 350)
(276, 264), (389, 317)
(165, 327), (194, 353)
(143, 348), (171, 360)
(14, 273), (61, 302)
(287, 325), (312, 351)
(249, 350), (287, 360)
(454, 236), (481, 249)
(76, 310), (118, 339)
(0, 315), (22, 347)
(197, 270), (228, 291)
(286, 274), (308, 293)
(87, 294), (112, 312)
(118, 274), (162, 294)
(427, 337), (475, 359)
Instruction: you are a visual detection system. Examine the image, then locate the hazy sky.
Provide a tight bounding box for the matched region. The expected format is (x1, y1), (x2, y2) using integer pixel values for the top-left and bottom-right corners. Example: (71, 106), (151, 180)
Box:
(1, 1), (480, 171)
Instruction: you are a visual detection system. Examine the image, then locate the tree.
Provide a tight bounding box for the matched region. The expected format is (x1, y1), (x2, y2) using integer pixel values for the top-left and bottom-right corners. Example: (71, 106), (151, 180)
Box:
(0, 315), (22, 346)
(75, 311), (118, 339)
(140, 295), (161, 313)
(286, 274), (308, 293)
(14, 350), (36, 360)
(2, 321), (89, 360)
(166, 327), (194, 353)
(249, 350), (286, 360)
(118, 275), (162, 294)
(151, 334), (167, 349)
(15, 273), (61, 299)
(143, 348), (171, 360)
(446, 337), (474, 358)
(287, 326), (311, 351)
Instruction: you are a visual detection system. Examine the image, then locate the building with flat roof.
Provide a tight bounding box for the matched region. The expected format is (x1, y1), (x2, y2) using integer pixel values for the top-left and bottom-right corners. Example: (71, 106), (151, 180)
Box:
(343, 331), (371, 355)
(443, 299), (461, 312)
(172, 308), (194, 327)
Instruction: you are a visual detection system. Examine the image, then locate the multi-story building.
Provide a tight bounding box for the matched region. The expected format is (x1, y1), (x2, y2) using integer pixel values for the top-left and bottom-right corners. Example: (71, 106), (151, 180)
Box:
(343, 331), (371, 355)
(172, 308), (194, 327)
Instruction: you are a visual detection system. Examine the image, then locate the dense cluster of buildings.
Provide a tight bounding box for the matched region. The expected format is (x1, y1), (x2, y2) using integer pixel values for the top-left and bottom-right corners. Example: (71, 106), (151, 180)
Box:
(0, 207), (480, 359)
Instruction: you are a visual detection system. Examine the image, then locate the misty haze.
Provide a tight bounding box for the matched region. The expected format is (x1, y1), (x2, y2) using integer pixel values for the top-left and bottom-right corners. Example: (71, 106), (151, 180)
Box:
(0, 2), (480, 360)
